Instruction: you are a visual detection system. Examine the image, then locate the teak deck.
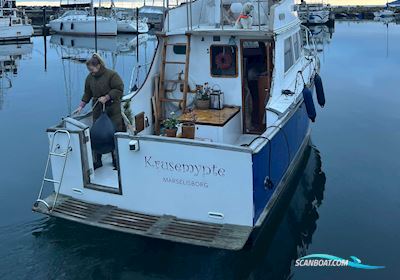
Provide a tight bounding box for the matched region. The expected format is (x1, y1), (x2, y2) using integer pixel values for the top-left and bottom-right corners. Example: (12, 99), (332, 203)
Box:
(178, 106), (240, 126)
(33, 194), (253, 250)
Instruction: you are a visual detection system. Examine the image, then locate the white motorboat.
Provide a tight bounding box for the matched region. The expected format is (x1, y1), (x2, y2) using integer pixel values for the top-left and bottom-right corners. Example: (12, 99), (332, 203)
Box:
(0, 0), (33, 41)
(112, 8), (149, 34)
(117, 17), (149, 34)
(373, 9), (395, 18)
(49, 10), (117, 36)
(139, 5), (164, 26)
(33, 0), (326, 250)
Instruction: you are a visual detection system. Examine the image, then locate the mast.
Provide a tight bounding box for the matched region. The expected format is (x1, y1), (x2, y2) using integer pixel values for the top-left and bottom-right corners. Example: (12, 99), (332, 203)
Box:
(0, 0), (3, 17)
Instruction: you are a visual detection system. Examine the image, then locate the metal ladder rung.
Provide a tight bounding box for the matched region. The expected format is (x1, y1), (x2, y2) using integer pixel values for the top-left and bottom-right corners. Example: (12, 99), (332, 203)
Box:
(164, 79), (185, 83)
(164, 61), (185, 65)
(160, 98), (184, 103)
(44, 178), (61, 184)
(166, 43), (187, 46)
(49, 152), (67, 157)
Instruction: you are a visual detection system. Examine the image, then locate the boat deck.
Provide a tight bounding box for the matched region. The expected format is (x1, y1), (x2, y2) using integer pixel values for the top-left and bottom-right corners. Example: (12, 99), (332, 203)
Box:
(33, 194), (253, 250)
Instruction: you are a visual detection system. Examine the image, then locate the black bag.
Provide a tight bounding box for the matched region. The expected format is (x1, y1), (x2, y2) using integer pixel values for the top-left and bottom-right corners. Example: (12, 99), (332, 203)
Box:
(90, 111), (116, 154)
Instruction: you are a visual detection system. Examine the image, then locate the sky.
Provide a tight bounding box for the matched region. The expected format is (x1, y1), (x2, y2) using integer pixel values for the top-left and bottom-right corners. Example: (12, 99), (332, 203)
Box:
(17, 0), (390, 7)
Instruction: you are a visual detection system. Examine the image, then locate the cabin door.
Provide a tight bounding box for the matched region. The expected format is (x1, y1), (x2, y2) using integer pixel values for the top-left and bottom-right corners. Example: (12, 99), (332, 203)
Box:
(241, 40), (273, 134)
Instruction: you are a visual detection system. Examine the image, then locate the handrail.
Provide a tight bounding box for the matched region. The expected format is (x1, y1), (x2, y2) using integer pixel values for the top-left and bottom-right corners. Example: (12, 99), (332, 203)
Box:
(163, 0), (272, 32)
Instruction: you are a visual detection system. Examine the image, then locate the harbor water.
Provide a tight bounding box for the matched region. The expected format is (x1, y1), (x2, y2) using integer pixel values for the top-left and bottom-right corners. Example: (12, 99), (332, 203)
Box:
(0, 21), (399, 279)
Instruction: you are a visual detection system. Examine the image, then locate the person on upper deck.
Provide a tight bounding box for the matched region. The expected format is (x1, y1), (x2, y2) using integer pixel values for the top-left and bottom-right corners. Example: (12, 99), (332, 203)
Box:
(74, 53), (124, 169)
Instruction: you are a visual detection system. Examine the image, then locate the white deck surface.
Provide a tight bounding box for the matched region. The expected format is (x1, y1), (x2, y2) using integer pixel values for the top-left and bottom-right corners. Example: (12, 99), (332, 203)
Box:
(91, 153), (119, 188)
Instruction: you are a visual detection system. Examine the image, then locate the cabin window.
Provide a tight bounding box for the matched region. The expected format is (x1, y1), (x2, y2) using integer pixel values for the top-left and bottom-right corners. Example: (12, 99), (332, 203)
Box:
(284, 37), (294, 72)
(173, 45), (186, 55)
(293, 33), (300, 61)
(210, 45), (238, 77)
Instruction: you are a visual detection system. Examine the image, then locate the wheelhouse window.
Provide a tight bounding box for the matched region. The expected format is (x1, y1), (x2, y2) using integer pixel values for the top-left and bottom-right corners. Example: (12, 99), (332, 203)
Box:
(284, 37), (294, 72)
(293, 32), (301, 61)
(210, 45), (238, 77)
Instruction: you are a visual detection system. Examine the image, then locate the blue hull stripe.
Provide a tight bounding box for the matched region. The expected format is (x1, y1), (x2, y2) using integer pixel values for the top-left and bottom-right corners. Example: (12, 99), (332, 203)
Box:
(252, 102), (310, 223)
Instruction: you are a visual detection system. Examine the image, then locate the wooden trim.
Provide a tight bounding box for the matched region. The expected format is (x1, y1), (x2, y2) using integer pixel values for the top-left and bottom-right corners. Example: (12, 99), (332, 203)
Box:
(182, 33), (191, 110)
(178, 107), (241, 127)
(209, 44), (239, 78)
(240, 39), (274, 134)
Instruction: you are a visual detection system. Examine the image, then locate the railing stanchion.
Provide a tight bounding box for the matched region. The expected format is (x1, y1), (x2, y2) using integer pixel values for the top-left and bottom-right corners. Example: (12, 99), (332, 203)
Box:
(220, 0), (223, 29)
(186, 0), (189, 31)
(189, 0), (193, 30)
(258, 0), (261, 31)
(94, 7), (98, 53)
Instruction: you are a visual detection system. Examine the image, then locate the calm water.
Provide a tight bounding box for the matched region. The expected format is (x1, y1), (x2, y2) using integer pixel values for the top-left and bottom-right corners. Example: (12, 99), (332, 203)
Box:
(0, 21), (399, 280)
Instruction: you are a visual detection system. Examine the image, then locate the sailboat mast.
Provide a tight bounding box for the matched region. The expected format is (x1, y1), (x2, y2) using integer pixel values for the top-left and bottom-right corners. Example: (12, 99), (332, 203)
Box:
(0, 0), (3, 17)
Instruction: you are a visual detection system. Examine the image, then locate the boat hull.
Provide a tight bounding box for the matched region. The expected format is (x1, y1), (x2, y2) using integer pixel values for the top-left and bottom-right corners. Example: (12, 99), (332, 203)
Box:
(373, 11), (395, 18)
(33, 97), (311, 250)
(0, 25), (33, 41)
(49, 18), (117, 36)
(252, 101), (311, 226)
(117, 20), (149, 33)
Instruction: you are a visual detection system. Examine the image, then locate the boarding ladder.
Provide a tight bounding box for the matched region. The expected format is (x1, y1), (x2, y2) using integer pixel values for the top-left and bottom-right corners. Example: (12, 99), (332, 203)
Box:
(155, 33), (191, 134)
(35, 130), (72, 212)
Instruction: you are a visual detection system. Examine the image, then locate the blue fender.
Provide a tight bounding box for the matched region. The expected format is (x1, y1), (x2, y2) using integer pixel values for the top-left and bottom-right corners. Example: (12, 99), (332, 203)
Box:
(302, 87), (316, 122)
(314, 73), (326, 108)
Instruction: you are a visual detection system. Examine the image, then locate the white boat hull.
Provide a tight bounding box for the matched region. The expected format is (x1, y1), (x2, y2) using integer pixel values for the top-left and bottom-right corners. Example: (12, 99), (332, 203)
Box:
(50, 17), (117, 36)
(373, 10), (395, 18)
(0, 25), (33, 41)
(117, 20), (149, 33)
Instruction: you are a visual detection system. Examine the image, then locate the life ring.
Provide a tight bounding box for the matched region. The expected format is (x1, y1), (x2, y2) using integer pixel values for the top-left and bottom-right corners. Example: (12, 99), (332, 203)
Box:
(215, 52), (233, 70)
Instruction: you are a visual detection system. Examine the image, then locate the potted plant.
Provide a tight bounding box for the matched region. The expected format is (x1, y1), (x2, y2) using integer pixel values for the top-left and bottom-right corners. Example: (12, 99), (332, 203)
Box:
(163, 112), (179, 137)
(195, 83), (210, 110)
(182, 111), (196, 139)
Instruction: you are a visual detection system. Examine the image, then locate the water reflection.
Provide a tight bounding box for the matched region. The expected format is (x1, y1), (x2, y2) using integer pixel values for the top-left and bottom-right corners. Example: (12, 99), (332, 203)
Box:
(50, 34), (152, 55)
(48, 34), (157, 114)
(23, 144), (325, 280)
(373, 17), (396, 58)
(308, 24), (335, 53)
(0, 42), (32, 110)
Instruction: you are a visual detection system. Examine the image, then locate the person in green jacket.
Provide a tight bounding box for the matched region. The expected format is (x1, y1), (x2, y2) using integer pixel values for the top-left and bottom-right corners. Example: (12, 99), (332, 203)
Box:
(74, 53), (124, 169)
